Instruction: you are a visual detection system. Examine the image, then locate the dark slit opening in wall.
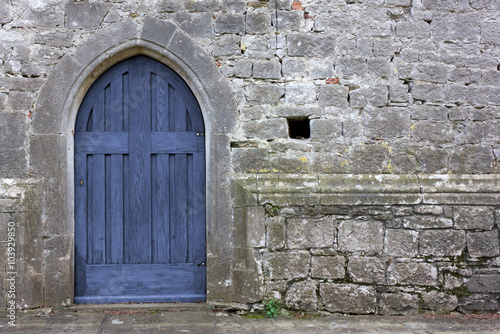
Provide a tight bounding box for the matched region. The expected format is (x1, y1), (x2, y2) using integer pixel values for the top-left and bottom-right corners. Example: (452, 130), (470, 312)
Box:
(287, 118), (310, 139)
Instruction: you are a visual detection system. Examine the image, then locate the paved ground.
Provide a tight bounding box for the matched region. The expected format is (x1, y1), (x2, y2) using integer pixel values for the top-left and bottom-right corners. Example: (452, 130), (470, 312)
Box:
(1, 304), (500, 333)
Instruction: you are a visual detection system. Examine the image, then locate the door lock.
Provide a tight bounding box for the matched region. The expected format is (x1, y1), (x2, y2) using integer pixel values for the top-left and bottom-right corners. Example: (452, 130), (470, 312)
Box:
(197, 262), (205, 266)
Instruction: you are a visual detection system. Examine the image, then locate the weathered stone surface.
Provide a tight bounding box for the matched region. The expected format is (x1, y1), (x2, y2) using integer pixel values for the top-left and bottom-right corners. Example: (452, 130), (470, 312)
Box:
(246, 83), (285, 104)
(459, 293), (500, 312)
(310, 119), (342, 140)
(65, 2), (111, 29)
(285, 81), (316, 104)
(363, 107), (410, 139)
(311, 256), (345, 279)
(171, 12), (214, 38)
(453, 206), (495, 230)
(241, 119), (288, 139)
(350, 86), (388, 109)
(317, 85), (349, 108)
(232, 148), (269, 172)
(390, 262), (438, 286)
(213, 34), (241, 56)
(287, 33), (336, 57)
(467, 274), (500, 293)
(348, 257), (385, 284)
(467, 230), (500, 258)
(253, 60), (281, 79)
(246, 8), (272, 34)
(385, 229), (418, 257)
(379, 293), (419, 315)
(419, 230), (466, 256)
(285, 280), (318, 312)
(215, 13), (245, 34)
(35, 30), (74, 48)
(320, 283), (377, 314)
(338, 220), (384, 254)
(399, 216), (453, 229)
(267, 216), (286, 251)
(13, 7), (64, 27)
(264, 251), (310, 280)
(422, 291), (459, 311)
(287, 217), (335, 249)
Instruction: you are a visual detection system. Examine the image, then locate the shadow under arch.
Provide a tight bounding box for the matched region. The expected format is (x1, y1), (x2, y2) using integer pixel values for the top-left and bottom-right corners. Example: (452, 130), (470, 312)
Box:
(31, 17), (237, 305)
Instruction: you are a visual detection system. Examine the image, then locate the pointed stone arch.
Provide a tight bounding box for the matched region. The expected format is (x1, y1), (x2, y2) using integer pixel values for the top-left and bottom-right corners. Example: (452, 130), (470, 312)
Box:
(31, 17), (237, 305)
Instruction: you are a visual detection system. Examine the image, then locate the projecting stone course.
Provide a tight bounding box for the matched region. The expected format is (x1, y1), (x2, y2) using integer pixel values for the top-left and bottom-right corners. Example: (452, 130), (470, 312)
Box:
(1, 0), (499, 315)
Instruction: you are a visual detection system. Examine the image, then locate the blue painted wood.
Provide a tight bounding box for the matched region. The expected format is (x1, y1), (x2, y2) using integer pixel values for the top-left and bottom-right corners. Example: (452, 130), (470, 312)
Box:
(74, 55), (206, 303)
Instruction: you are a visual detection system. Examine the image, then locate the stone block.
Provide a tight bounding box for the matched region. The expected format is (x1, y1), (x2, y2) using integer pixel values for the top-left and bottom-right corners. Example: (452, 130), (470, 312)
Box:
(317, 85), (349, 108)
(422, 291), (458, 311)
(213, 34), (241, 56)
(171, 12), (214, 38)
(231, 148), (270, 173)
(414, 205), (443, 215)
(310, 119), (342, 140)
(285, 81), (316, 104)
(449, 145), (494, 174)
(287, 33), (336, 57)
(252, 60), (281, 79)
(221, 0), (246, 12)
(215, 13), (245, 34)
(246, 8), (272, 34)
(0, 1), (12, 24)
(349, 143), (389, 174)
(338, 220), (384, 254)
(396, 21), (431, 38)
(267, 216), (286, 251)
(309, 59), (334, 79)
(419, 230), (466, 256)
(467, 86), (500, 107)
(287, 217), (335, 249)
(453, 206), (494, 230)
(350, 86), (388, 109)
(481, 21), (500, 45)
(234, 59), (253, 78)
(35, 30), (74, 48)
(413, 120), (453, 144)
(363, 107), (410, 139)
(241, 119), (288, 140)
(417, 147), (449, 173)
(348, 256), (385, 284)
(282, 57), (306, 77)
(13, 7), (63, 27)
(276, 10), (302, 31)
(285, 280), (318, 312)
(411, 83), (444, 102)
(314, 12), (352, 32)
(264, 250), (310, 280)
(385, 229), (418, 257)
(311, 256), (345, 279)
(0, 112), (27, 150)
(379, 293), (419, 315)
(0, 149), (27, 178)
(459, 293), (499, 312)
(65, 2), (111, 29)
(0, 78), (44, 92)
(320, 283), (376, 314)
(335, 57), (367, 77)
(246, 83), (285, 105)
(400, 216), (453, 229)
(391, 262), (438, 286)
(467, 274), (500, 293)
(467, 230), (499, 258)
(414, 64), (448, 84)
(431, 13), (479, 43)
(367, 57), (392, 78)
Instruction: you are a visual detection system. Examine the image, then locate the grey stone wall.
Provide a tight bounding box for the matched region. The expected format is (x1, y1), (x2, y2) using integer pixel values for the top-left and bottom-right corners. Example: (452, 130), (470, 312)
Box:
(0, 0), (499, 313)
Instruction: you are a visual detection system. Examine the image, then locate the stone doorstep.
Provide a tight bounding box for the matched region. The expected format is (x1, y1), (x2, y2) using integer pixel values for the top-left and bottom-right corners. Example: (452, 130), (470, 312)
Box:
(58, 302), (209, 313)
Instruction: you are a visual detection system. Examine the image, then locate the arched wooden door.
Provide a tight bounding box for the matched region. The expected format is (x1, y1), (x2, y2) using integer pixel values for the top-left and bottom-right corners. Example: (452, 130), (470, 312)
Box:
(74, 56), (206, 304)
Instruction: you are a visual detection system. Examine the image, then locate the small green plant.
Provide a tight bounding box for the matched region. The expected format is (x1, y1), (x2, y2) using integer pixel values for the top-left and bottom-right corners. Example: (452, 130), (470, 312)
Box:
(263, 299), (282, 318)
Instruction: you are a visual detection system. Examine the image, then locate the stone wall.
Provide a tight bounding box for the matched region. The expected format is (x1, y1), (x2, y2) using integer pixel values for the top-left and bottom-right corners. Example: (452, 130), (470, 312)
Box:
(0, 0), (499, 313)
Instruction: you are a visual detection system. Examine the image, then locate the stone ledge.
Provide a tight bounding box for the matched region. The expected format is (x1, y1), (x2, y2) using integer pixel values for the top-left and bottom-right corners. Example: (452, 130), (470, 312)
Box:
(234, 174), (500, 206)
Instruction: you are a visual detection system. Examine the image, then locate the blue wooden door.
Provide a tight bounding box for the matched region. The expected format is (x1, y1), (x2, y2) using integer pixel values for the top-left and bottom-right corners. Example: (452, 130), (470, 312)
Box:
(74, 56), (206, 304)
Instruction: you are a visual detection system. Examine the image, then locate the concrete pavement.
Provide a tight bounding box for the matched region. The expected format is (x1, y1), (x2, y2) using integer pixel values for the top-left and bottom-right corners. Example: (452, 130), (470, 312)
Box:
(1, 304), (500, 333)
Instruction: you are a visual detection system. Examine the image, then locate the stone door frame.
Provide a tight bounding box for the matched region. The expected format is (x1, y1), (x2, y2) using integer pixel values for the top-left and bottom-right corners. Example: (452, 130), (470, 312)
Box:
(31, 17), (237, 305)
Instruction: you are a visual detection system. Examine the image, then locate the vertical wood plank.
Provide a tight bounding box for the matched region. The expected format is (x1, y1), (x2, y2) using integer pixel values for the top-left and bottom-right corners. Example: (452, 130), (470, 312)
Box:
(157, 77), (169, 132)
(86, 155), (94, 264)
(171, 153), (188, 263)
(110, 155), (124, 264)
(151, 73), (157, 132)
(74, 152), (87, 296)
(110, 76), (123, 132)
(123, 154), (130, 263)
(105, 154), (111, 263)
(168, 85), (176, 132)
(156, 154), (170, 263)
(127, 56), (152, 264)
(192, 152), (206, 294)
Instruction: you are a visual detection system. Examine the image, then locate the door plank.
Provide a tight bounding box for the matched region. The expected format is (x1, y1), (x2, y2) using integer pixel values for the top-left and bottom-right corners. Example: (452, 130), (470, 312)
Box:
(154, 154), (170, 263)
(85, 264), (195, 296)
(156, 76), (169, 132)
(171, 154), (188, 263)
(109, 155), (124, 264)
(192, 152), (206, 294)
(74, 152), (87, 296)
(127, 57), (152, 264)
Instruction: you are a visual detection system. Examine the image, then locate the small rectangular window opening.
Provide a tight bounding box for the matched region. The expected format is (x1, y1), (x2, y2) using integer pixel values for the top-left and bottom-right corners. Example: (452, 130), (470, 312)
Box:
(287, 118), (310, 139)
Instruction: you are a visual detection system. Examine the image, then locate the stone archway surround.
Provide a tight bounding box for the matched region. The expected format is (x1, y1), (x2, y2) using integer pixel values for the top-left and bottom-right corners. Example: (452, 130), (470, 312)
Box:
(30, 17), (238, 306)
